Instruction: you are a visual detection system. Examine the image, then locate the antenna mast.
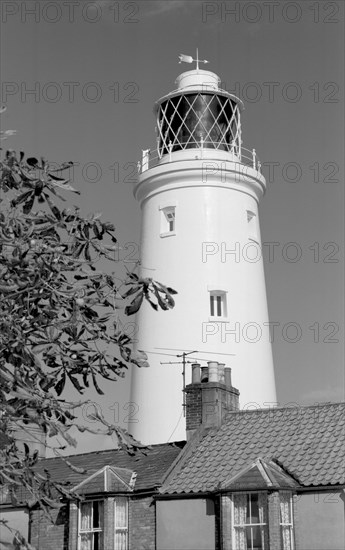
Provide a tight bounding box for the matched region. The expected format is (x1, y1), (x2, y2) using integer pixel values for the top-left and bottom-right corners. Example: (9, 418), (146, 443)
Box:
(161, 350), (198, 416)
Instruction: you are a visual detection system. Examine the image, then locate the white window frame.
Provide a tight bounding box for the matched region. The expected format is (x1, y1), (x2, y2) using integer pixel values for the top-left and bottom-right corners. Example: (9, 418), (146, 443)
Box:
(280, 491), (295, 550)
(208, 290), (227, 321)
(114, 497), (128, 550)
(160, 206), (176, 237)
(231, 492), (268, 550)
(78, 499), (104, 550)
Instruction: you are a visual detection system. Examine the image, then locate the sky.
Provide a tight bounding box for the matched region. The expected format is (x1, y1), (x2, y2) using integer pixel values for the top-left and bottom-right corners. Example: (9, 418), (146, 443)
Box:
(1, 0), (344, 454)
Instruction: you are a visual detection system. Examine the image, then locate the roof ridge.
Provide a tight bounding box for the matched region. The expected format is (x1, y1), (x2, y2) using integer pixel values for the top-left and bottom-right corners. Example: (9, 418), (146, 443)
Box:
(38, 440), (185, 463)
(224, 401), (345, 416)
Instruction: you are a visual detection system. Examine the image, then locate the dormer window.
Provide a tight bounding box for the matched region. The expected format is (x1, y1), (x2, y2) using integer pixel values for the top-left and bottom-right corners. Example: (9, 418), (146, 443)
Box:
(160, 205), (176, 237)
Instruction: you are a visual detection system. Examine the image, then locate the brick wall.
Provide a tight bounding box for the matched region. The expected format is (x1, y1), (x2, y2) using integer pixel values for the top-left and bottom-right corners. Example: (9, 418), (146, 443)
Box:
(30, 494), (156, 550)
(185, 384), (202, 431)
(220, 495), (232, 550)
(30, 505), (69, 550)
(129, 495), (155, 550)
(185, 381), (239, 438)
(267, 491), (282, 550)
(68, 502), (78, 550)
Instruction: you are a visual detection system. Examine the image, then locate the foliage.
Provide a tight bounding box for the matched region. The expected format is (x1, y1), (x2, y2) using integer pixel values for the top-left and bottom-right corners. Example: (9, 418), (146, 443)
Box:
(0, 148), (177, 545)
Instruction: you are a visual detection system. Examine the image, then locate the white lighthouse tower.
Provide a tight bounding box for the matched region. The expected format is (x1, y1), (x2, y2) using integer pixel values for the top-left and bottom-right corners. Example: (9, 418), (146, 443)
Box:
(130, 57), (277, 443)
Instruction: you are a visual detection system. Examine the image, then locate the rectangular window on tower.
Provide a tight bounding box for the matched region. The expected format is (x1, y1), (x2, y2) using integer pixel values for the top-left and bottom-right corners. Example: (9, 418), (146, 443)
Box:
(247, 210), (259, 243)
(209, 291), (227, 320)
(160, 206), (176, 237)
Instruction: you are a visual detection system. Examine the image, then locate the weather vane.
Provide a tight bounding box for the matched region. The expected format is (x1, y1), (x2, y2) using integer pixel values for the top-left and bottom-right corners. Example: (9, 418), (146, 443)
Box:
(178, 48), (209, 70)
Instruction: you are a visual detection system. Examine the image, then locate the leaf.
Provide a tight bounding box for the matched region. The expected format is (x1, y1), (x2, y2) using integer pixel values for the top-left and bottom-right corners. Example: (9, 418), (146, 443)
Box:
(42, 497), (64, 509)
(125, 291), (144, 316)
(48, 161), (74, 172)
(153, 287), (169, 311)
(166, 287), (178, 295)
(44, 194), (61, 220)
(32, 343), (53, 354)
(55, 373), (66, 396)
(49, 179), (80, 194)
(122, 285), (140, 298)
(48, 173), (69, 182)
(84, 244), (91, 262)
(130, 349), (150, 368)
(91, 372), (104, 395)
(27, 157), (39, 167)
(23, 194), (35, 214)
(68, 373), (84, 393)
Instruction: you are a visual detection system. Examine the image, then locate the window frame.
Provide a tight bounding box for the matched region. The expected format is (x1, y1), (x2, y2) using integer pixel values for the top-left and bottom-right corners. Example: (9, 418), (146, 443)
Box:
(246, 210), (259, 244)
(78, 499), (104, 550)
(231, 492), (268, 550)
(209, 290), (227, 321)
(160, 206), (176, 237)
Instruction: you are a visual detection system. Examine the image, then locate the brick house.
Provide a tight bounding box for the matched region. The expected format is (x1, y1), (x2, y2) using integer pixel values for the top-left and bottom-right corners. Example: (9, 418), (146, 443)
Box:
(157, 362), (345, 550)
(1, 362), (344, 549)
(0, 441), (185, 550)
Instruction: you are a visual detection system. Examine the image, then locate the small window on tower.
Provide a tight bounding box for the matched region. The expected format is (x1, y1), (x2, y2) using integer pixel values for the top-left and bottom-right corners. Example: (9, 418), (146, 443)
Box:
(209, 291), (227, 320)
(160, 206), (176, 237)
(247, 210), (259, 243)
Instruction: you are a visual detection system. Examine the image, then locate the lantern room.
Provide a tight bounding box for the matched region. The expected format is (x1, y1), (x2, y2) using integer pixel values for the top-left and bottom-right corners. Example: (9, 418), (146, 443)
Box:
(155, 69), (244, 158)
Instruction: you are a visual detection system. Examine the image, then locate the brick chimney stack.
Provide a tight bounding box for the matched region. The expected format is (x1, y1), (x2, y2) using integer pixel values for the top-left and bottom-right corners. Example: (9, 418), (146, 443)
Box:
(184, 362), (240, 440)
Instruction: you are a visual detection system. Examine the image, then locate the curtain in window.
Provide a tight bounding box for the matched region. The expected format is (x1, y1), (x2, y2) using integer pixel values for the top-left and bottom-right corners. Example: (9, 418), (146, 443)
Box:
(80, 502), (92, 531)
(114, 532), (127, 550)
(280, 492), (293, 550)
(80, 534), (92, 550)
(115, 498), (128, 550)
(258, 493), (268, 550)
(233, 494), (247, 550)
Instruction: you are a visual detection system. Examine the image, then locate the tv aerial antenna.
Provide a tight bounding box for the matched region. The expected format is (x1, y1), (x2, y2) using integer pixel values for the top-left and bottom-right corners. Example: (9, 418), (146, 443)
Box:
(160, 350), (198, 416)
(156, 347), (235, 416)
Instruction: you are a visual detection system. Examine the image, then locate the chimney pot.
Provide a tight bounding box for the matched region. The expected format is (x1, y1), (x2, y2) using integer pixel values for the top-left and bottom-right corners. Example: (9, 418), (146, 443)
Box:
(201, 366), (209, 383)
(224, 366), (232, 387)
(208, 361), (219, 383)
(218, 363), (225, 384)
(191, 363), (201, 384)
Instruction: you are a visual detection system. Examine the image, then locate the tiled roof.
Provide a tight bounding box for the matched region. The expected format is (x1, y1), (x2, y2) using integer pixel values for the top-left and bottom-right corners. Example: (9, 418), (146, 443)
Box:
(161, 403), (345, 494)
(35, 441), (185, 494)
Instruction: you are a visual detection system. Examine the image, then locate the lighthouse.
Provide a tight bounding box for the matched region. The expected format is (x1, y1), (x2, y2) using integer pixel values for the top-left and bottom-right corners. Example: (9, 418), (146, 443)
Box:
(129, 56), (277, 443)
